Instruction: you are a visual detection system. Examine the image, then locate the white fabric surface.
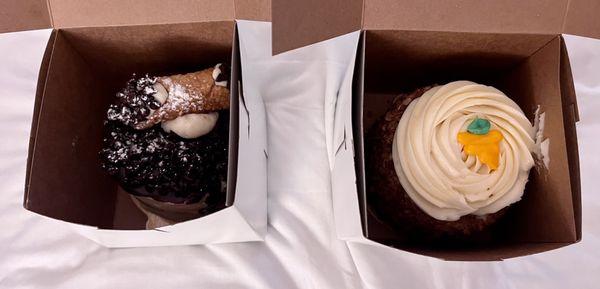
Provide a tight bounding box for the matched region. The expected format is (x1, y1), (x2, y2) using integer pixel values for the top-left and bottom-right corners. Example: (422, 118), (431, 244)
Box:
(0, 22), (599, 289)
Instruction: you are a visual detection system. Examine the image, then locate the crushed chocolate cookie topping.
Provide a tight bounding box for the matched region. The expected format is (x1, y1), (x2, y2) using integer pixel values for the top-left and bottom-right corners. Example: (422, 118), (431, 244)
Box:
(106, 74), (160, 127)
(100, 70), (230, 207)
(100, 111), (229, 204)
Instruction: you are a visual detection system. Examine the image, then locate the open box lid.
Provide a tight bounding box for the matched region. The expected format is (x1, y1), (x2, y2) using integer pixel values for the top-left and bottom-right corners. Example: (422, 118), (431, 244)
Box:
(272, 0), (600, 54)
(0, 0), (270, 33)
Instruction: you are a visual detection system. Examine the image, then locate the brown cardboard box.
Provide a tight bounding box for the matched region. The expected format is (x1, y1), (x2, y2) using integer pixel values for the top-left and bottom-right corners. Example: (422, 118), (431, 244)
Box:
(1, 0), (271, 247)
(272, 0), (595, 260)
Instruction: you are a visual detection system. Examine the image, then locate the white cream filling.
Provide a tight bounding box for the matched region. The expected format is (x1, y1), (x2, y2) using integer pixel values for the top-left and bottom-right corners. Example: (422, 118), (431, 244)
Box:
(161, 112), (219, 139)
(212, 63), (227, 87)
(152, 83), (169, 104)
(151, 83), (218, 139)
(392, 81), (537, 221)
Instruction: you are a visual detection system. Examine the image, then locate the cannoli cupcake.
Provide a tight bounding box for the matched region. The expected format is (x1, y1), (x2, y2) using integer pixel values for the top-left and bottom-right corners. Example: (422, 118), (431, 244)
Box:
(366, 81), (537, 239)
(100, 64), (230, 229)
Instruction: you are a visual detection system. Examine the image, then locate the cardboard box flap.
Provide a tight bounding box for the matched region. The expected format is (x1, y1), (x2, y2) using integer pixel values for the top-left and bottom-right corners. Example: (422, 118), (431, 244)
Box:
(235, 0), (271, 22)
(273, 0), (600, 54)
(271, 0), (362, 54)
(2, 0), (270, 33)
(363, 0), (567, 33)
(24, 21), (236, 229)
(46, 0), (270, 29)
(47, 0), (235, 28)
(367, 0), (600, 39)
(0, 0), (51, 33)
(562, 0), (600, 39)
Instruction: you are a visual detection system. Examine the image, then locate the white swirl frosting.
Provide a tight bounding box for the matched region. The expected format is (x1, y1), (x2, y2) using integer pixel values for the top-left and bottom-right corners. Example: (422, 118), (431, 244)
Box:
(392, 81), (536, 221)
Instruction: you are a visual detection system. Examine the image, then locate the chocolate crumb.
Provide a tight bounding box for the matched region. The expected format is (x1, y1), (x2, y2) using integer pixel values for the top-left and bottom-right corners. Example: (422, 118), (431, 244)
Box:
(106, 74), (160, 127)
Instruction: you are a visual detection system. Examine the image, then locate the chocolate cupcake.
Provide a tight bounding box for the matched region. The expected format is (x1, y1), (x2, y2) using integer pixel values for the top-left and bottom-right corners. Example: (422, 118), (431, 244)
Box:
(100, 64), (230, 228)
(366, 81), (537, 240)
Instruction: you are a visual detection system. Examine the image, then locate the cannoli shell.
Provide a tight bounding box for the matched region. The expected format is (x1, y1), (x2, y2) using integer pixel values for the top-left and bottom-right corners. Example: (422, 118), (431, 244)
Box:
(136, 68), (229, 130)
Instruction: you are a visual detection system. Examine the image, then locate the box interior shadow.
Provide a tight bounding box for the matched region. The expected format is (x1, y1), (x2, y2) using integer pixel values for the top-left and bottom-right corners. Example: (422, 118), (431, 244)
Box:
(25, 21), (239, 230)
(354, 30), (580, 260)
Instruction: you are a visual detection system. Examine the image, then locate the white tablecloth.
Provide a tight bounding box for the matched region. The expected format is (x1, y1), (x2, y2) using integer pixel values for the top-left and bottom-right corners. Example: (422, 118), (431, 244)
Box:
(0, 23), (599, 289)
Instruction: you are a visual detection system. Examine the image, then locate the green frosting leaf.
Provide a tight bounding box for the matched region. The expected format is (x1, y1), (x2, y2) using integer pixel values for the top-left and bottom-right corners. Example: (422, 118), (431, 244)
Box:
(467, 118), (491, 135)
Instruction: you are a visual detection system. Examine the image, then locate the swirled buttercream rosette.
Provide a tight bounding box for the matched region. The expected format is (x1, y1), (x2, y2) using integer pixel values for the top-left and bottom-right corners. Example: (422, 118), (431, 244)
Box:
(392, 81), (536, 221)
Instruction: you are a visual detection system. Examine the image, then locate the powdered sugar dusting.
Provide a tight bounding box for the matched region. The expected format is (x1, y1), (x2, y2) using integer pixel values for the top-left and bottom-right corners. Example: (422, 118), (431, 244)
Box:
(106, 75), (160, 127)
(148, 77), (206, 125)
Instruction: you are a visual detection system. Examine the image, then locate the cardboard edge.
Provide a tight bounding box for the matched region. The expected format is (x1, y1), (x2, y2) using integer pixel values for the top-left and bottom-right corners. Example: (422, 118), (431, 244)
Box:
(559, 36), (580, 121)
(346, 238), (575, 261)
(46, 0), (236, 29)
(0, 0), (52, 33)
(226, 22), (241, 206)
(514, 35), (577, 242)
(24, 29), (56, 209)
(559, 35), (582, 241)
(229, 205), (265, 240)
(328, 30), (364, 240)
(70, 206), (263, 248)
(353, 31), (368, 236)
(406, 242), (574, 261)
(233, 20), (270, 239)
